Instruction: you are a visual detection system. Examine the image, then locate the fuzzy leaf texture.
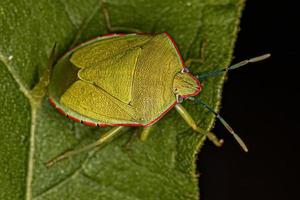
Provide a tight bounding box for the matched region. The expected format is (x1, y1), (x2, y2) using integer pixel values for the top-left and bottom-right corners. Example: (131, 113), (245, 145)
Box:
(0, 0), (244, 199)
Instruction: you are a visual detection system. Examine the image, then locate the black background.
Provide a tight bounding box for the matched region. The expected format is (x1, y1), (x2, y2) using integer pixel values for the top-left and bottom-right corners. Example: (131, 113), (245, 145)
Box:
(198, 1), (299, 200)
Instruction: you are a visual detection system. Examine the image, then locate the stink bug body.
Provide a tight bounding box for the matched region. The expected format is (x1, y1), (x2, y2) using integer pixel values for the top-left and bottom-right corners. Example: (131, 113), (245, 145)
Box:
(46, 30), (270, 166)
(48, 33), (200, 127)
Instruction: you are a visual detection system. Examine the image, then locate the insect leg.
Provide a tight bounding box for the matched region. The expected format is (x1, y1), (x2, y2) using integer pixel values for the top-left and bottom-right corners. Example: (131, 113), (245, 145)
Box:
(123, 126), (153, 151)
(122, 129), (139, 151)
(184, 58), (203, 67)
(140, 126), (153, 141)
(100, 0), (143, 33)
(175, 104), (224, 147)
(185, 39), (207, 67)
(45, 126), (125, 167)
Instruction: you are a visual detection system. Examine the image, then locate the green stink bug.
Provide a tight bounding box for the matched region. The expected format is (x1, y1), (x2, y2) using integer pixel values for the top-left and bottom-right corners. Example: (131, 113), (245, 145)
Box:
(45, 31), (270, 167)
(49, 33), (201, 127)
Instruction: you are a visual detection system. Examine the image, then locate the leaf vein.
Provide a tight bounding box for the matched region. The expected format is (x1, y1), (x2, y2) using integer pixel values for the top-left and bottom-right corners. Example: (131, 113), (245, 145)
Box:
(81, 172), (143, 200)
(0, 51), (39, 200)
(33, 166), (83, 199)
(57, 0), (79, 28)
(0, 52), (30, 99)
(33, 145), (99, 199)
(25, 108), (38, 200)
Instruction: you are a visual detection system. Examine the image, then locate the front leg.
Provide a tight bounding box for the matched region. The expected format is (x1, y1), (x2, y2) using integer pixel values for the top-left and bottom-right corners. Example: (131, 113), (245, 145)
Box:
(175, 104), (223, 147)
(185, 39), (207, 67)
(101, 0), (143, 33)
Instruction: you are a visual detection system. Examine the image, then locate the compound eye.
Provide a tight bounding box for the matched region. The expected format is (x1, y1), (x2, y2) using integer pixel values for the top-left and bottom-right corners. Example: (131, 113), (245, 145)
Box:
(176, 95), (184, 103)
(181, 67), (189, 73)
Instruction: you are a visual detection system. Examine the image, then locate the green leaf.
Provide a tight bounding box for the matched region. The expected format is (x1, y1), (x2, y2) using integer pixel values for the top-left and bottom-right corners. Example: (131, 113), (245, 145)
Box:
(0, 0), (244, 199)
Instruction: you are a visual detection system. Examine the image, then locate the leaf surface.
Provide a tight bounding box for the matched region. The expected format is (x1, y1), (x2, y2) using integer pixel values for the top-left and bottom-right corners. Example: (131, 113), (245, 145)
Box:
(0, 0), (244, 199)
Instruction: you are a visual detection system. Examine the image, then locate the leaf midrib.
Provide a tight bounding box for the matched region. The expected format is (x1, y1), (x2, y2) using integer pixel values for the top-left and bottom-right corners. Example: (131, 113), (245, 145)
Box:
(0, 3), (106, 199)
(0, 52), (37, 200)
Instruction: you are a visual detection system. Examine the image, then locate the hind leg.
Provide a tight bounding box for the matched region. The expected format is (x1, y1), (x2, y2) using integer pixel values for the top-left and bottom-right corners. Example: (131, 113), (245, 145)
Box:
(46, 126), (125, 167)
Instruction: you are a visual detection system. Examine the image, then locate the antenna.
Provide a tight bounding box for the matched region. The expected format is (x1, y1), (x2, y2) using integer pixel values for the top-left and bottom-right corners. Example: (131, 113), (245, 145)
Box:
(188, 97), (248, 152)
(197, 54), (270, 79)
